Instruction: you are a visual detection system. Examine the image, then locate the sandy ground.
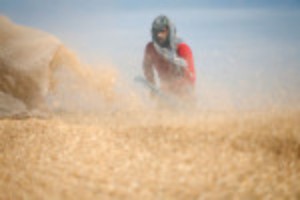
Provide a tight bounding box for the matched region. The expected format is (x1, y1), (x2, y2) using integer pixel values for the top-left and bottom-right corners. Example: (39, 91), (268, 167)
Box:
(0, 109), (299, 200)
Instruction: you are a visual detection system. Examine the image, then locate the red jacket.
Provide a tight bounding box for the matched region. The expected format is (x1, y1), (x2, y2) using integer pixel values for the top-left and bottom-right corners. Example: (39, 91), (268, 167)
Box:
(143, 42), (196, 96)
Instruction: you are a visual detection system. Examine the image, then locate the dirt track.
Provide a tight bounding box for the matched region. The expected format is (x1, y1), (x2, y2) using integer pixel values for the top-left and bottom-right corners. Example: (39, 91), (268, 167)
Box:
(0, 109), (299, 200)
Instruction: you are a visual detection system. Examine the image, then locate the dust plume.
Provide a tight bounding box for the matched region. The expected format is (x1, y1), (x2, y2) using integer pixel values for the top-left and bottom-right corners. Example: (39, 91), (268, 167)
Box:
(0, 15), (139, 118)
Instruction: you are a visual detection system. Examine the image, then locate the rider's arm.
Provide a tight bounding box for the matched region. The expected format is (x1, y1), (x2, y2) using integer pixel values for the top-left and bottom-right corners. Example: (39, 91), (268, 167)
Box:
(177, 43), (196, 85)
(143, 42), (155, 85)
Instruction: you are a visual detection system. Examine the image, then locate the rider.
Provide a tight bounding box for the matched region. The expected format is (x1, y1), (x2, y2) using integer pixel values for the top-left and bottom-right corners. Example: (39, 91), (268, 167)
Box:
(143, 15), (196, 103)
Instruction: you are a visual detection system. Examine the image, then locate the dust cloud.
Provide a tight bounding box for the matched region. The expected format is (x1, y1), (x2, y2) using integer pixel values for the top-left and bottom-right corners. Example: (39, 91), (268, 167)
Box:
(0, 16), (299, 200)
(0, 15), (141, 118)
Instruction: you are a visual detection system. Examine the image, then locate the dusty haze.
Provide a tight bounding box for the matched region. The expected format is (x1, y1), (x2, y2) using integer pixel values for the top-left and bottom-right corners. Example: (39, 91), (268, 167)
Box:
(0, 16), (299, 200)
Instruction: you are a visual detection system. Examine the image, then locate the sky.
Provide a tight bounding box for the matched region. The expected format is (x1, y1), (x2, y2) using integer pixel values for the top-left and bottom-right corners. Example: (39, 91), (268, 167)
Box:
(1, 0), (300, 110)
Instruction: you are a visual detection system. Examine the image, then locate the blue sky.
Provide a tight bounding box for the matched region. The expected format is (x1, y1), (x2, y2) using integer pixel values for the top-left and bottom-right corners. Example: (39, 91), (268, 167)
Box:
(1, 0), (300, 110)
